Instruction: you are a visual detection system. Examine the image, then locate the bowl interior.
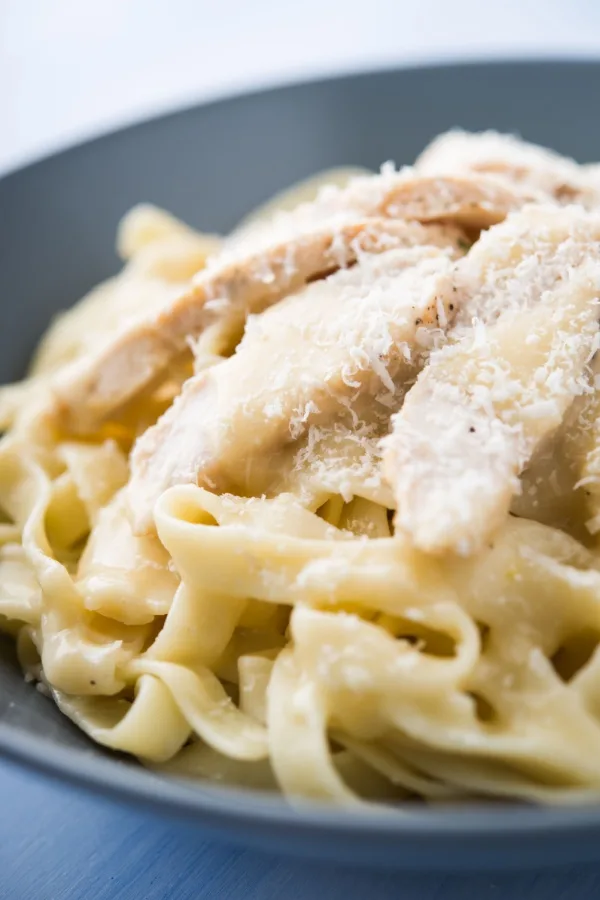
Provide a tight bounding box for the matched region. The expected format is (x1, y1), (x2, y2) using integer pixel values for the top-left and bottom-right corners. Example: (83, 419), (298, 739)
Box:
(3, 60), (600, 868)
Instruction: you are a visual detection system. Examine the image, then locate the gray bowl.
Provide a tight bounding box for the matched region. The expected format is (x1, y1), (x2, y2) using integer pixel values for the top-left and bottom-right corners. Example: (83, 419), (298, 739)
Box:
(2, 60), (600, 871)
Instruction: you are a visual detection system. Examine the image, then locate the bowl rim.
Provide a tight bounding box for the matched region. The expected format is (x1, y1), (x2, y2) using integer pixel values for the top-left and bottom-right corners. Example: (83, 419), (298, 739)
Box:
(3, 718), (600, 840)
(3, 55), (600, 843)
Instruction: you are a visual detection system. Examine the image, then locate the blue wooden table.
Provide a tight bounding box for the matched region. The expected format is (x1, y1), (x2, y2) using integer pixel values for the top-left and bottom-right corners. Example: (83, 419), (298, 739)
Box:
(2, 760), (600, 899)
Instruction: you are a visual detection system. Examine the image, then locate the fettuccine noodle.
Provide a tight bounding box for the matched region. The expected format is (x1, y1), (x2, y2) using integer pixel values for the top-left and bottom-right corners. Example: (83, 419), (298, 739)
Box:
(5, 133), (600, 807)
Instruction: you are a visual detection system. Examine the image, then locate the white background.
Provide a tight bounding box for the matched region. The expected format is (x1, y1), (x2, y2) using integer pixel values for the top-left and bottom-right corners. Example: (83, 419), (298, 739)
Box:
(2, 0), (600, 175)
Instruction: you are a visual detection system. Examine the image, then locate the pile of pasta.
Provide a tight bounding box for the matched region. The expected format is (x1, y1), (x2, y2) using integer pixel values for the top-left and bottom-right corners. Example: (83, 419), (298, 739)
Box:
(5, 132), (600, 806)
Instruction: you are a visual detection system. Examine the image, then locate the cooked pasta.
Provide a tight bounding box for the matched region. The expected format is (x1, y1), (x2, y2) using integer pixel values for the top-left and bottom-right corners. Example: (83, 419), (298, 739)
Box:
(5, 133), (600, 807)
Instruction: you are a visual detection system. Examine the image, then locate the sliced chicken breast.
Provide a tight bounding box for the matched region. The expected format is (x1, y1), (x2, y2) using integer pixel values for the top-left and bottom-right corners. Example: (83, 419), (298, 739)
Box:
(384, 205), (600, 556)
(228, 168), (543, 258)
(53, 171), (537, 435)
(416, 130), (600, 207)
(127, 246), (457, 532)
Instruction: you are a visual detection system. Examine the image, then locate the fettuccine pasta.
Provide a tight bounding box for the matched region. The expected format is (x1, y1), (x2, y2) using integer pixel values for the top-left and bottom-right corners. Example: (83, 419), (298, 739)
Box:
(5, 133), (600, 807)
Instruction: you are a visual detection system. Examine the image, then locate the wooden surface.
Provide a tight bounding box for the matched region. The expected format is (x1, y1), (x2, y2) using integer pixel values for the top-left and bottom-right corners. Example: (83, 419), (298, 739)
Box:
(1, 760), (600, 899)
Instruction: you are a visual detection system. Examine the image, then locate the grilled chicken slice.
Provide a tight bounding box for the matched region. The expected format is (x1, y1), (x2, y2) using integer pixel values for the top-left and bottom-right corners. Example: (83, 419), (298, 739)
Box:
(416, 130), (600, 206)
(384, 206), (600, 556)
(228, 168), (542, 258)
(52, 171), (536, 436)
(127, 246), (457, 532)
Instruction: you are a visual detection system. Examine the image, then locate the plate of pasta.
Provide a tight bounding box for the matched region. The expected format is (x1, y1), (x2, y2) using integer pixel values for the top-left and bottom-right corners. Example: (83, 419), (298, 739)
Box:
(5, 60), (600, 870)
